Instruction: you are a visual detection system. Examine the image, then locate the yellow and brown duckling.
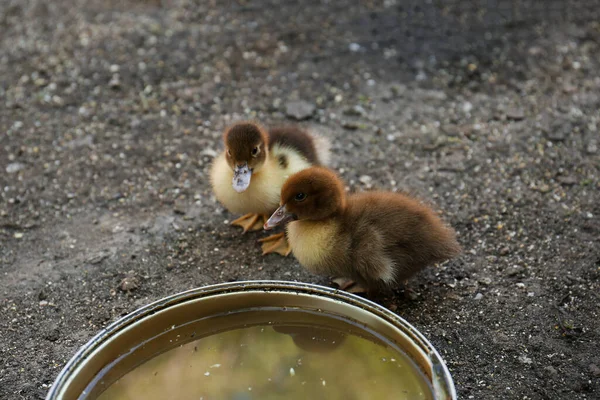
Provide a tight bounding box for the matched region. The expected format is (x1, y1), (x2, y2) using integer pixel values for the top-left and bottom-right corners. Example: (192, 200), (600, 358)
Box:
(265, 166), (461, 292)
(210, 122), (330, 255)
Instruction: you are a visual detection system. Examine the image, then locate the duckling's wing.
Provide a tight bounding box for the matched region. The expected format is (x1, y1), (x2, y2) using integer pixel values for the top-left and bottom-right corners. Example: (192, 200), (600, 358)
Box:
(351, 192), (461, 279)
(348, 222), (397, 288)
(268, 126), (330, 166)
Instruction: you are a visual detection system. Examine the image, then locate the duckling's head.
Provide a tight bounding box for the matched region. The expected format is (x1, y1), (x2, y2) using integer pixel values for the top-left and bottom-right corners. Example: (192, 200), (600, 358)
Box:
(223, 122), (269, 192)
(265, 167), (345, 229)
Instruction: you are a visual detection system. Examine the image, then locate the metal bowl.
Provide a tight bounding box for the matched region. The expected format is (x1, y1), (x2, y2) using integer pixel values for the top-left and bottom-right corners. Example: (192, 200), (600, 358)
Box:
(46, 281), (456, 400)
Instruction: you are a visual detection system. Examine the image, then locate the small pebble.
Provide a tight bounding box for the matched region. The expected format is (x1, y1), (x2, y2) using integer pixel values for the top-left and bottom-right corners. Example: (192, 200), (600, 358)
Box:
(479, 277), (492, 285)
(343, 105), (367, 117)
(6, 163), (26, 174)
(285, 101), (315, 121)
(52, 96), (64, 106)
(544, 366), (558, 376)
(506, 107), (525, 121)
(546, 120), (571, 142)
(109, 75), (121, 89)
(505, 265), (523, 277)
(359, 175), (372, 185)
(499, 247), (510, 256)
(341, 121), (360, 130)
(201, 148), (217, 158)
(348, 43), (361, 52)
(558, 176), (577, 186)
(78, 107), (90, 117)
(119, 276), (139, 292)
(518, 355), (533, 364)
(474, 293), (483, 300)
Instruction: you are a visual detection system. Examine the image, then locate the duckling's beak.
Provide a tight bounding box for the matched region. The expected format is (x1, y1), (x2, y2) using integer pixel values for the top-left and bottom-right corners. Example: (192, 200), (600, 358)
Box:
(264, 204), (296, 230)
(232, 163), (252, 193)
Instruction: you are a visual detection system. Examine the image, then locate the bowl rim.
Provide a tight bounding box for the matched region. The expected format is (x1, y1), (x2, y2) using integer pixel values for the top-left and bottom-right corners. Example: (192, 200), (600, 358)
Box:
(46, 280), (456, 400)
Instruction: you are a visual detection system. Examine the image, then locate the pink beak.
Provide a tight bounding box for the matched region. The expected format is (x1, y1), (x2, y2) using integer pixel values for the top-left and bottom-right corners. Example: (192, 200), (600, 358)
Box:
(264, 204), (296, 230)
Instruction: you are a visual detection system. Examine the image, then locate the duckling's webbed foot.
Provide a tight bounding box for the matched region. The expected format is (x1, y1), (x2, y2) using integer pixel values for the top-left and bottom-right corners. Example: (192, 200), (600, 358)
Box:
(331, 277), (368, 294)
(259, 232), (292, 256)
(231, 213), (266, 233)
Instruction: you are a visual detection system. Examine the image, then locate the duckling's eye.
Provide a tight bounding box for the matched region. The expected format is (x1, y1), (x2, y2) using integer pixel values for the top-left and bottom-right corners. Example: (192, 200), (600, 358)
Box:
(294, 192), (307, 202)
(251, 146), (260, 157)
(227, 149), (232, 157)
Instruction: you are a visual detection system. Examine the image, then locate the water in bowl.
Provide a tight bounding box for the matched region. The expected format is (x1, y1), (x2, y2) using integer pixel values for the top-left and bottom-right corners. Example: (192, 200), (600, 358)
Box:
(94, 309), (434, 400)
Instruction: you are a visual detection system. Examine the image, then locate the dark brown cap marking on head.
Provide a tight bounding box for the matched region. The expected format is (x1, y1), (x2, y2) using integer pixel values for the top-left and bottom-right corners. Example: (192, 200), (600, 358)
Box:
(280, 166), (346, 221)
(223, 121), (269, 170)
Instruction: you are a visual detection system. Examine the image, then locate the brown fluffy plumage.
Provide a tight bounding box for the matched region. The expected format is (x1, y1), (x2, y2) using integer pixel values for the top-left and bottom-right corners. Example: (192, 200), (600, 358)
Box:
(267, 166), (461, 291)
(267, 126), (320, 165)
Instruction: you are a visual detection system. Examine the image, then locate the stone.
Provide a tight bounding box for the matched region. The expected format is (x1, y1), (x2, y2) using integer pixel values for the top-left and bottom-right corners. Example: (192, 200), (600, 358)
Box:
(518, 355), (533, 364)
(44, 327), (60, 342)
(505, 265), (524, 277)
(285, 101), (315, 121)
(558, 176), (578, 186)
(544, 366), (558, 376)
(478, 277), (492, 285)
(119, 276), (139, 291)
(506, 107), (526, 121)
(6, 162), (25, 174)
(109, 74), (121, 89)
(341, 121), (360, 130)
(545, 120), (571, 142)
(586, 139), (597, 154)
(358, 175), (372, 185)
(173, 201), (186, 215)
(348, 43), (361, 52)
(343, 105), (367, 117)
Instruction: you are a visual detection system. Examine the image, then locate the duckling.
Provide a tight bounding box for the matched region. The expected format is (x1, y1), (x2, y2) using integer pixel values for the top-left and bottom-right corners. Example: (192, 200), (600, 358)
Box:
(210, 122), (330, 255)
(264, 166), (461, 292)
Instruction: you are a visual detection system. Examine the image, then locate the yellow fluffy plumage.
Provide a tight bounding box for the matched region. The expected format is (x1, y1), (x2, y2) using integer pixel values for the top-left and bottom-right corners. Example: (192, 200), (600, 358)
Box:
(286, 219), (340, 274)
(211, 144), (312, 215)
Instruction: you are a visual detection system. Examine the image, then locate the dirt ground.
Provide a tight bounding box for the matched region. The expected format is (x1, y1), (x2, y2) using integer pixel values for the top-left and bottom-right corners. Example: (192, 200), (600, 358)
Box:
(1, 1), (599, 399)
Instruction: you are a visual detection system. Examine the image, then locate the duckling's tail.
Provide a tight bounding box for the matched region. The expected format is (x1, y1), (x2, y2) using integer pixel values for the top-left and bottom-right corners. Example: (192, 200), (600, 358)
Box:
(312, 133), (331, 166)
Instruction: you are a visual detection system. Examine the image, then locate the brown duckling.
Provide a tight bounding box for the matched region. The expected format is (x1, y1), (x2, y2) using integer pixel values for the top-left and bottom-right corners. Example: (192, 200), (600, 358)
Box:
(210, 122), (330, 255)
(264, 166), (461, 292)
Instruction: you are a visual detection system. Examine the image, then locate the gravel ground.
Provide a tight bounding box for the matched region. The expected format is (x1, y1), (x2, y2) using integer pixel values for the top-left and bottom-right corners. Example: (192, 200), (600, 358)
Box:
(1, 1), (599, 399)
